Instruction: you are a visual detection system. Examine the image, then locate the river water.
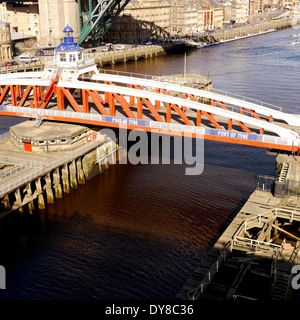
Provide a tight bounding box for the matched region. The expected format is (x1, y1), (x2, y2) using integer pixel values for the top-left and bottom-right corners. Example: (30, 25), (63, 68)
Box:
(0, 27), (299, 300)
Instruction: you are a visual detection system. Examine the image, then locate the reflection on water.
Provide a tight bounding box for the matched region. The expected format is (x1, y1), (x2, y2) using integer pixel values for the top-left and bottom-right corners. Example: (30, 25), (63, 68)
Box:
(0, 28), (296, 300)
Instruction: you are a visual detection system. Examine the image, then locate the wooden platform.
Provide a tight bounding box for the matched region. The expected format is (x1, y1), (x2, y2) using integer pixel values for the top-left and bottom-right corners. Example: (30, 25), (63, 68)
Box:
(177, 184), (300, 300)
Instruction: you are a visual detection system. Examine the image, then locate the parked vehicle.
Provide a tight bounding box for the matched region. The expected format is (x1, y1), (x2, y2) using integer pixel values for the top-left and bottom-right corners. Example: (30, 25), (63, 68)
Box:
(103, 43), (114, 51)
(4, 61), (18, 66)
(146, 41), (152, 45)
(102, 47), (109, 52)
(19, 54), (39, 63)
(116, 45), (125, 50)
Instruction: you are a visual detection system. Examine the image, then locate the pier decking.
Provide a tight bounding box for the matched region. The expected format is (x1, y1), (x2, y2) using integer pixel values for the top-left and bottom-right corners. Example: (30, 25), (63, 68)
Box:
(177, 156), (300, 300)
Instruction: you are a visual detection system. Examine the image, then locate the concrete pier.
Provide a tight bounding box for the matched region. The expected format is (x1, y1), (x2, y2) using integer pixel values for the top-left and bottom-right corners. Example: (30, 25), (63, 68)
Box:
(0, 120), (120, 218)
(177, 153), (300, 300)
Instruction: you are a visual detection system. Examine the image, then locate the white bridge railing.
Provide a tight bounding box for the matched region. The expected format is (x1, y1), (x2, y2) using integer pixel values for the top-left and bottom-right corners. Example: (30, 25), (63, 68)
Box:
(0, 138), (109, 197)
(0, 105), (295, 147)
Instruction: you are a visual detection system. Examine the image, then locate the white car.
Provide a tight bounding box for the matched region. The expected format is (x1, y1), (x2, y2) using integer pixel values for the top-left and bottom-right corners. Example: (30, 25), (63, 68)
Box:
(19, 55), (39, 63)
(102, 47), (109, 52)
(116, 45), (125, 50)
(146, 41), (152, 45)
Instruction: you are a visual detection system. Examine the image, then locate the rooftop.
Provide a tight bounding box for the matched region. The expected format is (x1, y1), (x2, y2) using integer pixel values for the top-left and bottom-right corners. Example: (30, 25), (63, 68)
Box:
(10, 121), (88, 140)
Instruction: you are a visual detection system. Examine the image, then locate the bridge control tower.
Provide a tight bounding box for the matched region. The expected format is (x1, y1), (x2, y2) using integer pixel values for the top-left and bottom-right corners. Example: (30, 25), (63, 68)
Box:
(42, 25), (99, 83)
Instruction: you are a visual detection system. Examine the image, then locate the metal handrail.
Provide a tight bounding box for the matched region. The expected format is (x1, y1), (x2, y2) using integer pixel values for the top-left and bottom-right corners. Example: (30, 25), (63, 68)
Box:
(213, 88), (283, 112)
(45, 58), (95, 69)
(187, 241), (233, 300)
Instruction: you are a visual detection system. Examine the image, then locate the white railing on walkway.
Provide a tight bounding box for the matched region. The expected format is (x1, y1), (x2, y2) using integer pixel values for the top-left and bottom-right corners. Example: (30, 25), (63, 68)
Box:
(0, 138), (109, 197)
(0, 105), (295, 147)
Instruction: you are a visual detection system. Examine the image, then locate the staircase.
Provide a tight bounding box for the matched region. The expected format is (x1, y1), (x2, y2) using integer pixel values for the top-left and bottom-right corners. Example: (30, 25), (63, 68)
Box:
(278, 162), (290, 182)
(32, 115), (43, 128)
(272, 260), (293, 300)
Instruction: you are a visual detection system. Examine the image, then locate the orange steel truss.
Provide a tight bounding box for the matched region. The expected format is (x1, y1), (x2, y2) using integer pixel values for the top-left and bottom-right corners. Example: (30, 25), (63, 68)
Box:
(0, 79), (298, 152)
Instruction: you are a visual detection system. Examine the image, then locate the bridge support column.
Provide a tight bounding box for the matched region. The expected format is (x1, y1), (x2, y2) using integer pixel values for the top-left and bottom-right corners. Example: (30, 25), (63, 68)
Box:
(23, 182), (35, 214)
(2, 194), (11, 211)
(32, 86), (40, 108)
(228, 118), (232, 131)
(69, 160), (78, 189)
(82, 89), (89, 113)
(197, 110), (201, 126)
(35, 178), (45, 210)
(53, 168), (63, 199)
(109, 93), (115, 116)
(137, 97), (143, 119)
(129, 85), (135, 106)
(10, 85), (17, 106)
(57, 88), (65, 111)
(156, 88), (161, 110)
(44, 173), (54, 204)
(166, 103), (171, 123)
(76, 158), (85, 185)
(62, 164), (70, 193)
(13, 188), (23, 212)
(182, 93), (188, 112)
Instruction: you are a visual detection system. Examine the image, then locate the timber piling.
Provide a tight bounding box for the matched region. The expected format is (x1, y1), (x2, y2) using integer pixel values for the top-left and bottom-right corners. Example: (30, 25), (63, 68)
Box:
(0, 120), (122, 218)
(177, 153), (300, 301)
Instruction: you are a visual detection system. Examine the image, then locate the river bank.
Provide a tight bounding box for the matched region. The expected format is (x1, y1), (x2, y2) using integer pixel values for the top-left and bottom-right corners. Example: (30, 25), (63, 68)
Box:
(86, 18), (297, 70)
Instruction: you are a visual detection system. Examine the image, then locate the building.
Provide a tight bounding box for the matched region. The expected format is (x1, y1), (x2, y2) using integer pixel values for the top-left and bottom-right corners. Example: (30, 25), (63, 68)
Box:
(107, 0), (224, 42)
(38, 0), (79, 47)
(234, 0), (249, 23)
(222, 0), (249, 23)
(198, 1), (214, 30)
(184, 0), (200, 34)
(213, 5), (224, 28)
(0, 21), (12, 60)
(107, 0), (171, 43)
(1, 1), (40, 41)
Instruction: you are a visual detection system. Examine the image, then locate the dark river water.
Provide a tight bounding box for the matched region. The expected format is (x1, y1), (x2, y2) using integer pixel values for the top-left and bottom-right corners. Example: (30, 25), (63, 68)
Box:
(0, 27), (299, 300)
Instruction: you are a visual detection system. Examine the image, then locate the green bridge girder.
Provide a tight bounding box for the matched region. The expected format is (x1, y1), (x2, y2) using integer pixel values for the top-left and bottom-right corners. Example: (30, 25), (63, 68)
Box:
(77, 0), (131, 45)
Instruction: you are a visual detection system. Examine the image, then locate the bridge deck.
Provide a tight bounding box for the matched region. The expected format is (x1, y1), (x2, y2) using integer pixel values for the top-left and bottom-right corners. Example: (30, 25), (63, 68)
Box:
(3, 96), (299, 139)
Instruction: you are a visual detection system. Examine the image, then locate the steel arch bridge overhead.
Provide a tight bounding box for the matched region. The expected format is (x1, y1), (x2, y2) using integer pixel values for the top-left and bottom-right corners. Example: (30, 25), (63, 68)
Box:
(77, 0), (131, 45)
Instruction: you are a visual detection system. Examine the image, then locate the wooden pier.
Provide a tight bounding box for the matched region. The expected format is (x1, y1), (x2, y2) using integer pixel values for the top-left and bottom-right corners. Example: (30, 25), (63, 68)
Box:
(0, 120), (121, 217)
(177, 154), (300, 300)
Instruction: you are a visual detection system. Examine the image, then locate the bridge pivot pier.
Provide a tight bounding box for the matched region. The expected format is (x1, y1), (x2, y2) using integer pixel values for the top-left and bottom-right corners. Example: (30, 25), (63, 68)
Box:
(0, 120), (120, 218)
